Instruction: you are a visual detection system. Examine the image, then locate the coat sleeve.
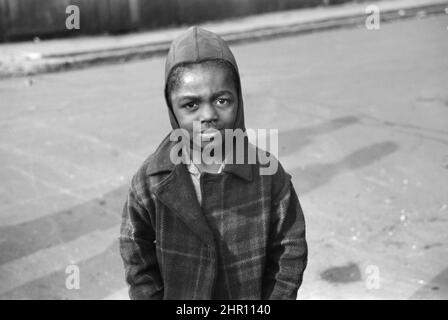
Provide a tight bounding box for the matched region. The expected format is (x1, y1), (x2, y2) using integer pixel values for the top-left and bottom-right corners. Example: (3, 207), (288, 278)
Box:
(262, 172), (308, 300)
(119, 184), (164, 300)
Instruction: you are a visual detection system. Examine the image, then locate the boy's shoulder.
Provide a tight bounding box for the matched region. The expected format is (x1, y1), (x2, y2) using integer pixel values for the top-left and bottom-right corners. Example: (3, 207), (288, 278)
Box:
(248, 142), (288, 175)
(129, 134), (175, 192)
(248, 143), (292, 197)
(129, 137), (294, 199)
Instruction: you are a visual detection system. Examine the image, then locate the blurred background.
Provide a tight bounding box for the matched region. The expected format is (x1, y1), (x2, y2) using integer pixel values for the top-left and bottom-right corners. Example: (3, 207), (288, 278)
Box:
(0, 0), (347, 42)
(0, 0), (447, 299)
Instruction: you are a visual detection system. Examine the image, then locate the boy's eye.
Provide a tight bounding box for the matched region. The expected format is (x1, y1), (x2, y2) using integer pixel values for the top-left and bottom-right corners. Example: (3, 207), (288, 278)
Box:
(183, 102), (198, 110)
(215, 98), (229, 106)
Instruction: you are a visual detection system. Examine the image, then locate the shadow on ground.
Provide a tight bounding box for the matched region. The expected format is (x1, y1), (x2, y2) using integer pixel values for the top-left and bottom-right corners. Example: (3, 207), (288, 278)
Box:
(410, 266), (448, 300)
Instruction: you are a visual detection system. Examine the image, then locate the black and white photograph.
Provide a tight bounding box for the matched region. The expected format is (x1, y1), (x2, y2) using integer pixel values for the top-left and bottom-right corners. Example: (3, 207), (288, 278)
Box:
(0, 0), (447, 302)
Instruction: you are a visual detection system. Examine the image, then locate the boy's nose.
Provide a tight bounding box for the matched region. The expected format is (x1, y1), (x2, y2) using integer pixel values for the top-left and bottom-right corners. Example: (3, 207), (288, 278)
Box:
(200, 103), (218, 123)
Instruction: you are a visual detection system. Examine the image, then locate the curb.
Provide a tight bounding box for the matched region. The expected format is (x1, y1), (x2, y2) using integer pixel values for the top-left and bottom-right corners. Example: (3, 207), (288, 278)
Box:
(1, 2), (447, 78)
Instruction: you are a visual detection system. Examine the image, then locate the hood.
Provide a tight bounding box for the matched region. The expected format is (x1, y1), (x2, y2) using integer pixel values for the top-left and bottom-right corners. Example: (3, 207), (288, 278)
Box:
(164, 26), (245, 131)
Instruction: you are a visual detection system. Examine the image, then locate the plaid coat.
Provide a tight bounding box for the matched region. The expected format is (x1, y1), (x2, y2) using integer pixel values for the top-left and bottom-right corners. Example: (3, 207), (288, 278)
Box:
(119, 135), (308, 300)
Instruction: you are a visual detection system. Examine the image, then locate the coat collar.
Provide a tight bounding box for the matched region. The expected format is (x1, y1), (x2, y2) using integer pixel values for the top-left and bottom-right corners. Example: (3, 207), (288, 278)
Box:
(147, 132), (253, 182)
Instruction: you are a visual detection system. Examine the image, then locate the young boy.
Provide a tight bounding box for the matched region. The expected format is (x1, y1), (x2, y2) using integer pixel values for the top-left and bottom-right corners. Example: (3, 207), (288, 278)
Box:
(119, 26), (307, 300)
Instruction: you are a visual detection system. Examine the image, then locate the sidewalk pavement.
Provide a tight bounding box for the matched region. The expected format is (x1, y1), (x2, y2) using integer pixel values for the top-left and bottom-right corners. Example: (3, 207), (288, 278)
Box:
(0, 0), (446, 78)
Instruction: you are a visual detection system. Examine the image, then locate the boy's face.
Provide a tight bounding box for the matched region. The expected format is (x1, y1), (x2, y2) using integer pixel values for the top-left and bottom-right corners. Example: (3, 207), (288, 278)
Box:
(169, 63), (238, 151)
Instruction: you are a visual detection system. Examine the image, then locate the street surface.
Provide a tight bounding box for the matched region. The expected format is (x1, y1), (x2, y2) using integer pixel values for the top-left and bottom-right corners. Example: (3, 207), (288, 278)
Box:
(0, 15), (447, 299)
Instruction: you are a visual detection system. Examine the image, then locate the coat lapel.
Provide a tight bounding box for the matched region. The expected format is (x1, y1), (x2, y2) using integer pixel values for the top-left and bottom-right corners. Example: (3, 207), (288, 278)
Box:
(152, 163), (215, 246)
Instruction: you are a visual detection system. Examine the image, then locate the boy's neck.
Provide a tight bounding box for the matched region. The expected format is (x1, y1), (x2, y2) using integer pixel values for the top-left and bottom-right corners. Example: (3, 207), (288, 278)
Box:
(195, 162), (222, 174)
(187, 145), (228, 174)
